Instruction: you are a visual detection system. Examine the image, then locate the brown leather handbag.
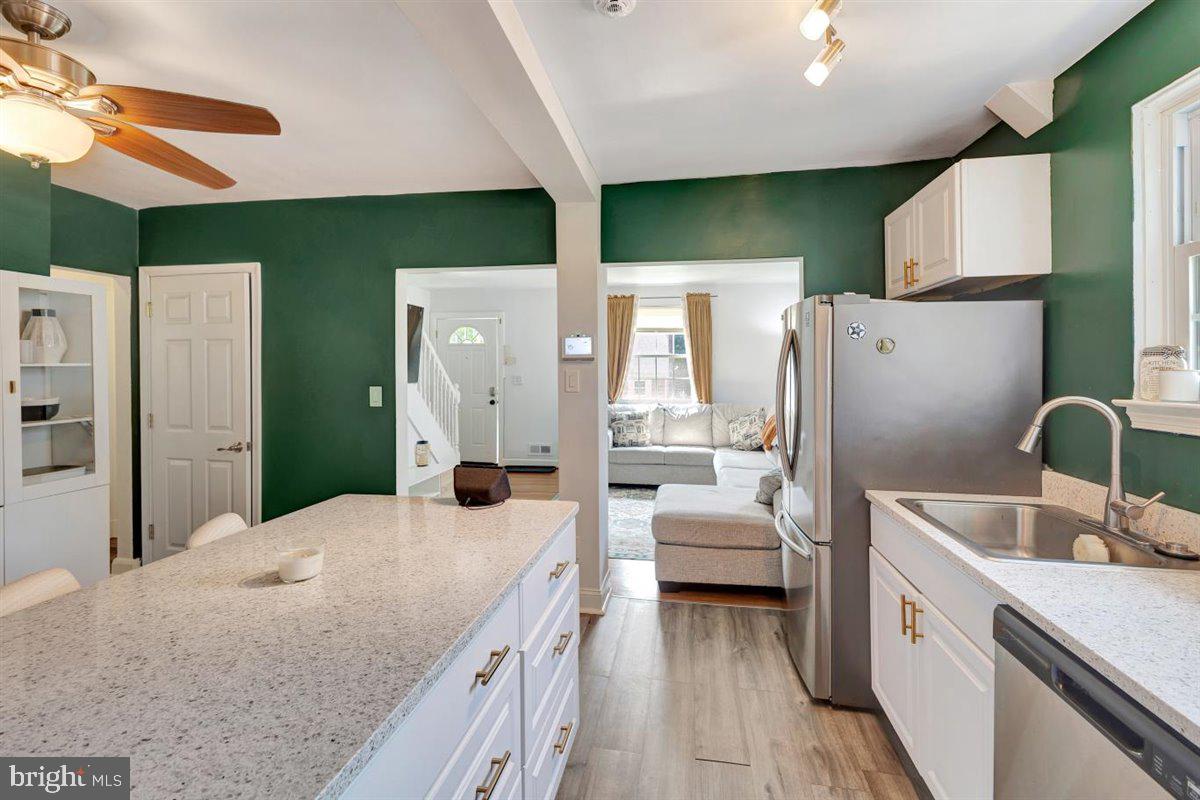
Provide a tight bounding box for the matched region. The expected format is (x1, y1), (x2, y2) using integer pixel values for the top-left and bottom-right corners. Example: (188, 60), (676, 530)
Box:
(453, 464), (512, 509)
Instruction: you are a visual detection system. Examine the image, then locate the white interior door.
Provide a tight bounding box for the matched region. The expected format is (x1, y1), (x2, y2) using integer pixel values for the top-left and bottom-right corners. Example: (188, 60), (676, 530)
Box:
(148, 272), (251, 560)
(437, 316), (500, 464)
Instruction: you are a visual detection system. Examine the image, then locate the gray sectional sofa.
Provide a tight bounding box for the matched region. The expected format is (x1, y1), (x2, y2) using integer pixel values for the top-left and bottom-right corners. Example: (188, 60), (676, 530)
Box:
(607, 403), (784, 591)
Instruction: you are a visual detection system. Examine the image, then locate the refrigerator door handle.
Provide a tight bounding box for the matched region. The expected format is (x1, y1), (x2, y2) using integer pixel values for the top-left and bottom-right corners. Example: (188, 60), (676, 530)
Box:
(775, 328), (801, 481)
(775, 510), (813, 558)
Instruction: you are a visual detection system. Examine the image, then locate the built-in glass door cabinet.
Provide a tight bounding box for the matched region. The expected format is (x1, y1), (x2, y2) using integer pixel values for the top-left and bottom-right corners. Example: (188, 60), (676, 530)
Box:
(869, 547), (994, 800)
(1, 271), (110, 586)
(883, 153), (1050, 299)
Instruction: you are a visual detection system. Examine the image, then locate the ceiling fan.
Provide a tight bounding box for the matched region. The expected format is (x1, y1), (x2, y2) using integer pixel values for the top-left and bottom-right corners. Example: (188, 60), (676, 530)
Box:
(0, 0), (279, 188)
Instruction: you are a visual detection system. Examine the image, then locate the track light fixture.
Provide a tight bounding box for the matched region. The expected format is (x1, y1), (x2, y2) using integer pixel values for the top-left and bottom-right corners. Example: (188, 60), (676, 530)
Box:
(799, 0), (841, 41)
(804, 26), (845, 87)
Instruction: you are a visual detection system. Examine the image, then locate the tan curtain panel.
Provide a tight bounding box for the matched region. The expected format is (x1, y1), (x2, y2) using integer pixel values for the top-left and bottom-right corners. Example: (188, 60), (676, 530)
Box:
(607, 294), (638, 404)
(683, 292), (713, 404)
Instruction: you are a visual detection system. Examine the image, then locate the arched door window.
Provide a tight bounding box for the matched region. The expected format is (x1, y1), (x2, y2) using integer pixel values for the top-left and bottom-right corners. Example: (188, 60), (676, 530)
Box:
(448, 325), (486, 345)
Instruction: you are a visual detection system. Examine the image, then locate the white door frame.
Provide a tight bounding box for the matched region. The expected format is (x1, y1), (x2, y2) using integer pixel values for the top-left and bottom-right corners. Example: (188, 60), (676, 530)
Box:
(394, 264), (554, 494)
(430, 311), (505, 464)
(50, 266), (136, 572)
(138, 263), (263, 561)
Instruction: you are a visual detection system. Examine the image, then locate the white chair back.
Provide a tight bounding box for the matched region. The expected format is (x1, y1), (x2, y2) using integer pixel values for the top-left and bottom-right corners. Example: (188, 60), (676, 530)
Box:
(186, 512), (249, 550)
(0, 568), (81, 617)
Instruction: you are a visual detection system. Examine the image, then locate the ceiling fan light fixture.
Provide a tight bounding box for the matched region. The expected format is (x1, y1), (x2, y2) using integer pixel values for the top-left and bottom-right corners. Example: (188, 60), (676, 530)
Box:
(0, 90), (93, 165)
(799, 0), (841, 41)
(804, 36), (845, 87)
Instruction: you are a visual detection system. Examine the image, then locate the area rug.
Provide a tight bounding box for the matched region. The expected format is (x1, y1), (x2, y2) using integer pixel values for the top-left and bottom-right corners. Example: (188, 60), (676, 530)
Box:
(608, 485), (657, 561)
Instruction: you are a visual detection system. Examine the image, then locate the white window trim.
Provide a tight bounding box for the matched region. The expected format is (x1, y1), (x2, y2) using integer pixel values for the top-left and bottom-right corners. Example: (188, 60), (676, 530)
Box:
(1123, 65), (1200, 436)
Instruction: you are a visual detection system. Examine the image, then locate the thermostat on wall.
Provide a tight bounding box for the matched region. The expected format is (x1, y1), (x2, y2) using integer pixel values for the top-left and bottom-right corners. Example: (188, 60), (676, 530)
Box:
(562, 333), (594, 361)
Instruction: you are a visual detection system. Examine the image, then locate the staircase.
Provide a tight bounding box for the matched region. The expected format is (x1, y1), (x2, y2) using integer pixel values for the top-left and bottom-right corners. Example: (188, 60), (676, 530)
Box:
(408, 331), (461, 493)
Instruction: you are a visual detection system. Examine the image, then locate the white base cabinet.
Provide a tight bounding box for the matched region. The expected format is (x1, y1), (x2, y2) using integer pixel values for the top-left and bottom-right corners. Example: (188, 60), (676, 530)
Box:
(884, 154), (1050, 299)
(344, 520), (578, 800)
(3, 485), (108, 586)
(870, 510), (997, 800)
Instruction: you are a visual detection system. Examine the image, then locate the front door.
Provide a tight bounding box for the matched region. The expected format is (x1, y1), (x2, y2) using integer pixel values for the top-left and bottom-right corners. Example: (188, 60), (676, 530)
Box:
(147, 271), (252, 560)
(436, 316), (500, 464)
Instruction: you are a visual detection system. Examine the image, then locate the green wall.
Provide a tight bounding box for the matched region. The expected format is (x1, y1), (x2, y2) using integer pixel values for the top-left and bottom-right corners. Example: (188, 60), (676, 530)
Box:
(955, 0), (1200, 512)
(138, 190), (555, 520)
(0, 151), (51, 273)
(601, 160), (949, 297)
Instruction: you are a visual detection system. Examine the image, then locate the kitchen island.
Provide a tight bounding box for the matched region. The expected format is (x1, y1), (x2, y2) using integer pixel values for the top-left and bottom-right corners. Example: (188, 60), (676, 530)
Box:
(0, 494), (580, 799)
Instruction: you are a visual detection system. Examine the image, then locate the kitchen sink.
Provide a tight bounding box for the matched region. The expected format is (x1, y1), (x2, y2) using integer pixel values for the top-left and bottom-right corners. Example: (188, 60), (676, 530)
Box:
(897, 499), (1200, 571)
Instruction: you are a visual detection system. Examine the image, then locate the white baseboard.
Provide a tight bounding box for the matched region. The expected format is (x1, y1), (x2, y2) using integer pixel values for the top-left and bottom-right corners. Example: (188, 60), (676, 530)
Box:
(579, 568), (613, 616)
(111, 556), (141, 575)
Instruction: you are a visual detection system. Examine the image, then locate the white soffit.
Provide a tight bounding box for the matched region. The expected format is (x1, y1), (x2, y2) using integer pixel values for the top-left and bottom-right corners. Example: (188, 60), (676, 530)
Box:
(42, 0), (537, 209)
(606, 260), (800, 287)
(514, 0), (1150, 184)
(409, 267), (557, 290)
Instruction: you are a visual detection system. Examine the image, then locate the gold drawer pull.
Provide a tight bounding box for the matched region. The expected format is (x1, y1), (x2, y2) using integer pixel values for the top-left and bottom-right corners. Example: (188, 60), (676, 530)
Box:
(475, 749), (510, 800)
(474, 645), (510, 687)
(909, 604), (924, 645)
(552, 630), (573, 656)
(553, 721), (574, 755)
(900, 592), (909, 635)
(549, 560), (569, 580)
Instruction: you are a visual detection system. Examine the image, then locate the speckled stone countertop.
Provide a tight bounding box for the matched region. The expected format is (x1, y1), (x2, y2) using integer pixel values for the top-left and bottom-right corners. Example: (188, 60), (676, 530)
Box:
(0, 494), (578, 799)
(867, 489), (1200, 748)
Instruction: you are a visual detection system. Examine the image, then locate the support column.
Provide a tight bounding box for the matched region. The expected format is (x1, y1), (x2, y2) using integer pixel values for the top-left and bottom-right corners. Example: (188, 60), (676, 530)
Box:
(556, 200), (609, 614)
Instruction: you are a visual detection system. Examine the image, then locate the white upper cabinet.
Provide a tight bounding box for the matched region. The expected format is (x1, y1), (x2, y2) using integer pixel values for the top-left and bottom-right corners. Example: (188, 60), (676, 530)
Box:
(884, 154), (1050, 299)
(1, 271), (110, 503)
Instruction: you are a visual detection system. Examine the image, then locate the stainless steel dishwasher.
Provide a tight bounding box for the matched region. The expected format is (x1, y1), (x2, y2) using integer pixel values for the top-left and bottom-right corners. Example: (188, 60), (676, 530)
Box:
(994, 606), (1200, 800)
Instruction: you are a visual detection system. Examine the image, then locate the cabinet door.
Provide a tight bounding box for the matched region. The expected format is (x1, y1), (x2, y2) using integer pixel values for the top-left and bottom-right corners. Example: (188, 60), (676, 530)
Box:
(913, 165), (961, 290)
(915, 598), (994, 800)
(883, 202), (915, 299)
(869, 548), (921, 757)
(1, 271), (110, 503)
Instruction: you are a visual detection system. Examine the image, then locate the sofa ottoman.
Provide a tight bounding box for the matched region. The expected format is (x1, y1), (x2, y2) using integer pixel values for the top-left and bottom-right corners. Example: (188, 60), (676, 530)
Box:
(651, 484), (783, 590)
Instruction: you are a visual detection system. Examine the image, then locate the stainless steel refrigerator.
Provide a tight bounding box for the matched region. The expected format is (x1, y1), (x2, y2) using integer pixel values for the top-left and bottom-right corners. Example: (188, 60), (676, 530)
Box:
(774, 294), (1043, 708)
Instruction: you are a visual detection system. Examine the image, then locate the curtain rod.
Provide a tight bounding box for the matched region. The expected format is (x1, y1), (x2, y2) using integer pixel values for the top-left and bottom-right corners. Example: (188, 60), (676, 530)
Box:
(632, 293), (719, 301)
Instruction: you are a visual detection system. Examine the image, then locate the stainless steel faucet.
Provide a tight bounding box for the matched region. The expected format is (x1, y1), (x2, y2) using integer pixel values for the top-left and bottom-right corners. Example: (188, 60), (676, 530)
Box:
(1015, 396), (1164, 535)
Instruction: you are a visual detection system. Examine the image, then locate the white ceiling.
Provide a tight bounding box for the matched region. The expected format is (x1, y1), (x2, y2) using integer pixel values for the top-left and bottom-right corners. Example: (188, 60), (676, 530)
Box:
(34, 0), (1151, 208)
(514, 0), (1149, 184)
(38, 1), (536, 208)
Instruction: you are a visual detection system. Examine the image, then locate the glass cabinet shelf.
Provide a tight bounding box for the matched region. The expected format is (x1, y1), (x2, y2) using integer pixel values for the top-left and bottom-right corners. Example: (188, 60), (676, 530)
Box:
(21, 416), (94, 429)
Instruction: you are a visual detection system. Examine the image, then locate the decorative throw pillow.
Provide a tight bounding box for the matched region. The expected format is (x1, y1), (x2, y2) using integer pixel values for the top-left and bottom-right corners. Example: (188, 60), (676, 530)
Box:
(729, 409), (767, 450)
(610, 411), (651, 447)
(761, 413), (777, 451)
(756, 468), (783, 505)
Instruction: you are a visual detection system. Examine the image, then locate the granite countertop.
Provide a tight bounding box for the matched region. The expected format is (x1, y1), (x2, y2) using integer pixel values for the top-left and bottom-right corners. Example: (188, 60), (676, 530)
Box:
(866, 489), (1200, 748)
(0, 494), (578, 799)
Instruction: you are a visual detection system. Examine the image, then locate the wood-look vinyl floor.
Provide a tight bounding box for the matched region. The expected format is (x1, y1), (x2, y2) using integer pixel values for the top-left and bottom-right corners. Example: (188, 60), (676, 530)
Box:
(558, 598), (918, 800)
(608, 557), (788, 610)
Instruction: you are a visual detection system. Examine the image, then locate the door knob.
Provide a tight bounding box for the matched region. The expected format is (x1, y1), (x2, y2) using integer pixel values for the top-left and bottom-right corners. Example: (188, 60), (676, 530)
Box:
(217, 441), (245, 453)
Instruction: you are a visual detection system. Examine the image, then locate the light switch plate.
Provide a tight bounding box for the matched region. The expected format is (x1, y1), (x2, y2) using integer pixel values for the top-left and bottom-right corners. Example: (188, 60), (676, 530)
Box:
(565, 368), (580, 393)
(511, 375), (524, 386)
(369, 386), (383, 407)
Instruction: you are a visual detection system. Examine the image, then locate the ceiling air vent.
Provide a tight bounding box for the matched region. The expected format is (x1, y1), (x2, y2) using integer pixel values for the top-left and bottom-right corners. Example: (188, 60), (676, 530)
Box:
(594, 0), (636, 19)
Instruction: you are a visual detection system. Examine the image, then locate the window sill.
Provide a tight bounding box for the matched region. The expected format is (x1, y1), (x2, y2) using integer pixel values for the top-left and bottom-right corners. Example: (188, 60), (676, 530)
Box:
(1113, 398), (1200, 436)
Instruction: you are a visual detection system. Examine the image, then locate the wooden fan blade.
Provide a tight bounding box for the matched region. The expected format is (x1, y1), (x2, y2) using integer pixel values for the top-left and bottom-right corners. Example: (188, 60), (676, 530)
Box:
(91, 118), (235, 189)
(0, 46), (32, 85)
(79, 84), (280, 135)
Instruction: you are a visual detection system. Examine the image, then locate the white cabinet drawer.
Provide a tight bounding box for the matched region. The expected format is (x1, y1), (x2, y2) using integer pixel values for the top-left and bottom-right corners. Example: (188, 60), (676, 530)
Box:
(520, 520), (576, 643)
(343, 590), (521, 799)
(522, 565), (579, 753)
(427, 655), (523, 800)
(524, 663), (579, 800)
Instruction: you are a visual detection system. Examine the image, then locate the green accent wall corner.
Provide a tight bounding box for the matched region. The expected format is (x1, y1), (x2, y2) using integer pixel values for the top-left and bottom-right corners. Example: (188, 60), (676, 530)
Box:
(138, 189), (555, 521)
(0, 151), (51, 274)
(957, 0), (1200, 512)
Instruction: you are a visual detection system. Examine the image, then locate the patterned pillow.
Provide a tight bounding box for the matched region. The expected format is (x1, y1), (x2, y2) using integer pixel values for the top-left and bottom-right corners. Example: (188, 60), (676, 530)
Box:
(610, 411), (651, 447)
(729, 409), (767, 451)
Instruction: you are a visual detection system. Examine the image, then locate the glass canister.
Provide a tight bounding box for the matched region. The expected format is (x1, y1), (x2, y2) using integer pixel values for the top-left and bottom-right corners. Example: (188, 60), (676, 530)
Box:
(1138, 345), (1187, 400)
(21, 308), (69, 364)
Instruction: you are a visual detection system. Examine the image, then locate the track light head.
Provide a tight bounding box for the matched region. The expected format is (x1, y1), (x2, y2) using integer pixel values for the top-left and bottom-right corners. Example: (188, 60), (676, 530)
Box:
(804, 35), (845, 87)
(800, 0), (841, 41)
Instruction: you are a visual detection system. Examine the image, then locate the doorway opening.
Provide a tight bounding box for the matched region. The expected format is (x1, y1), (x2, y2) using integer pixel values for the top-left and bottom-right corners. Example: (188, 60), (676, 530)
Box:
(397, 266), (558, 500)
(602, 258), (802, 587)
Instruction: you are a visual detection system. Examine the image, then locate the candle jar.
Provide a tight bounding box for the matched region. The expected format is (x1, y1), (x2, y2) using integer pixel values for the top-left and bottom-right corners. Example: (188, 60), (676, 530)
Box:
(1138, 346), (1186, 400)
(415, 440), (430, 467)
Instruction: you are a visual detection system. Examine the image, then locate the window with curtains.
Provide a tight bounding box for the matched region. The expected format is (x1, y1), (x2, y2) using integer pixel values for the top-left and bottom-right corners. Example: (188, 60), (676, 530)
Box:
(619, 305), (694, 403)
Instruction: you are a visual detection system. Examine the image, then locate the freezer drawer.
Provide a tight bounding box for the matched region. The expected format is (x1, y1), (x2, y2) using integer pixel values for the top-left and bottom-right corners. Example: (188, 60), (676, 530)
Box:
(777, 511), (831, 700)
